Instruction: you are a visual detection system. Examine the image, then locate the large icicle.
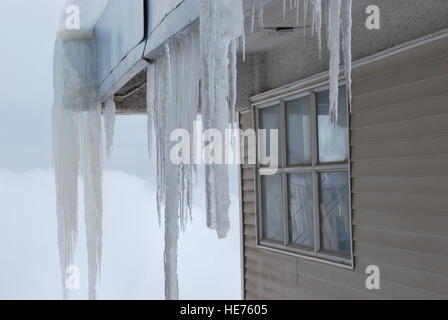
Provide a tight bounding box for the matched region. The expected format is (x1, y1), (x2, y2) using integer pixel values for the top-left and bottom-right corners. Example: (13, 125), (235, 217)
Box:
(341, 0), (352, 110)
(53, 0), (108, 300)
(147, 29), (200, 300)
(327, 0), (342, 124)
(79, 106), (103, 300)
(199, 0), (244, 239)
(104, 98), (116, 159)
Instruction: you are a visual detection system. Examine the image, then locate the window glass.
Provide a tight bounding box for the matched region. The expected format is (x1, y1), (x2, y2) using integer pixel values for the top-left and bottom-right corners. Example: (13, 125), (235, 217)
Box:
(317, 87), (348, 163)
(288, 173), (314, 248)
(286, 96), (312, 165)
(259, 105), (280, 166)
(261, 175), (283, 242)
(319, 172), (351, 255)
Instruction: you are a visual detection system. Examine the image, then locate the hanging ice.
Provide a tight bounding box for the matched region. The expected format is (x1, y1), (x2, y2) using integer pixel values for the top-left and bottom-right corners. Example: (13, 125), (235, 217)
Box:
(199, 0), (244, 239)
(147, 30), (200, 300)
(250, 0), (267, 33)
(327, 0), (342, 124)
(53, 0), (108, 300)
(310, 0), (322, 55)
(104, 98), (116, 159)
(341, 0), (353, 110)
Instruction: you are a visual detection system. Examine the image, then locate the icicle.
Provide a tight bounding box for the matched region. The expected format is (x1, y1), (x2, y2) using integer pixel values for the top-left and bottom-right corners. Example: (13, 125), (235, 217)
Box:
(283, 0), (287, 20)
(147, 64), (155, 163)
(240, 30), (246, 62)
(148, 28), (200, 300)
(328, 0), (341, 125)
(251, 2), (256, 33)
(199, 0), (244, 239)
(258, 1), (265, 29)
(53, 0), (107, 300)
(104, 98), (116, 159)
(311, 0), (322, 56)
(52, 93), (80, 300)
(303, 0), (309, 37)
(296, 0), (300, 26)
(79, 104), (103, 300)
(341, 0), (353, 111)
(229, 39), (238, 124)
(250, 0), (266, 33)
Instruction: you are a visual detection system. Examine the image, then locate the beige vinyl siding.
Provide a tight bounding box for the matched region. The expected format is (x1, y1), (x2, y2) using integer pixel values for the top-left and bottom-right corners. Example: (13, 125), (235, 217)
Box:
(241, 39), (448, 300)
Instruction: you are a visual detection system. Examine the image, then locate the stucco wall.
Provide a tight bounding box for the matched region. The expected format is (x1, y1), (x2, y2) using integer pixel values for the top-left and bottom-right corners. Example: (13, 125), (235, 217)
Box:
(239, 0), (448, 100)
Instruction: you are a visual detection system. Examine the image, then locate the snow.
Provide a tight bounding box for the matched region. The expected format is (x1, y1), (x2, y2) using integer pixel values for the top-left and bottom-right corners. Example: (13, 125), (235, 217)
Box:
(53, 0), (107, 300)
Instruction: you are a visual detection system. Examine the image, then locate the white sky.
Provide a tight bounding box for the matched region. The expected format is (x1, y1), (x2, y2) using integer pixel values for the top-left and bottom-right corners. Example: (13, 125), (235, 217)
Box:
(0, 0), (241, 300)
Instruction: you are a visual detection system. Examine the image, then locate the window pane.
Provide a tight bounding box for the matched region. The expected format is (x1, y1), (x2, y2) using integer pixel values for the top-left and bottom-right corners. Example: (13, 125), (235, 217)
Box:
(259, 105), (280, 167)
(286, 97), (311, 165)
(261, 175), (283, 242)
(288, 173), (314, 248)
(317, 86), (348, 163)
(319, 172), (351, 255)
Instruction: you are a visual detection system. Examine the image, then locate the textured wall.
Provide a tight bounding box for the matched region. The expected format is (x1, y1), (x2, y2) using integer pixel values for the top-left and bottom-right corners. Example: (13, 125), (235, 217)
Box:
(239, 0), (448, 99)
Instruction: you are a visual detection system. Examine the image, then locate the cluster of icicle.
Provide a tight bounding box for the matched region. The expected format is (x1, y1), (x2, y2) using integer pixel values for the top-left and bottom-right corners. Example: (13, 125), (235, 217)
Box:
(250, 0), (352, 121)
(147, 30), (199, 300)
(53, 0), (110, 300)
(147, 0), (244, 300)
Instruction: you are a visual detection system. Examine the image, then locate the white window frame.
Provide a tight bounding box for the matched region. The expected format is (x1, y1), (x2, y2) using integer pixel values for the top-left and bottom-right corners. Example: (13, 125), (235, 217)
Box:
(253, 80), (354, 269)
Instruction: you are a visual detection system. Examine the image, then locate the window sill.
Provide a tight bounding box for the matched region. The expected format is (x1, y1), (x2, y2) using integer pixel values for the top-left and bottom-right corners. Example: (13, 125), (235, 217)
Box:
(256, 241), (354, 270)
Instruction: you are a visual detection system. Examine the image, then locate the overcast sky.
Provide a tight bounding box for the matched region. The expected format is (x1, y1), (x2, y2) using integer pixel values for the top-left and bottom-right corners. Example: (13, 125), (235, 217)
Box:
(0, 0), (241, 300)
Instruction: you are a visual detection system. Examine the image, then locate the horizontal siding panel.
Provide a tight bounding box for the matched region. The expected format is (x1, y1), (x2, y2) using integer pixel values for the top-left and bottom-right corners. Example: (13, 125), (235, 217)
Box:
(245, 277), (297, 300)
(351, 135), (448, 161)
(244, 225), (256, 237)
(353, 211), (448, 236)
(353, 54), (448, 97)
(244, 213), (256, 226)
(243, 191), (255, 202)
(352, 74), (448, 112)
(243, 39), (448, 300)
(246, 261), (298, 285)
(242, 168), (255, 179)
(242, 180), (255, 191)
(243, 202), (255, 214)
(297, 259), (445, 300)
(352, 176), (448, 195)
(356, 258), (448, 298)
(352, 193), (448, 216)
(245, 247), (297, 271)
(245, 235), (257, 249)
(353, 226), (448, 256)
(351, 114), (448, 145)
(351, 93), (448, 129)
(351, 155), (448, 177)
(354, 242), (448, 275)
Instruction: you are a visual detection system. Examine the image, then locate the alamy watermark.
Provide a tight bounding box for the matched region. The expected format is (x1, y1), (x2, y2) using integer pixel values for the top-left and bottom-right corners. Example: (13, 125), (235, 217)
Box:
(169, 121), (279, 172)
(65, 265), (80, 291)
(366, 5), (380, 30)
(65, 4), (80, 30)
(365, 265), (381, 290)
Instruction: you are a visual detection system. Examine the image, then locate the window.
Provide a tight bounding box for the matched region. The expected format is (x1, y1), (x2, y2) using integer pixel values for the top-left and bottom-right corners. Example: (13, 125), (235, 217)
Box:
(255, 84), (352, 266)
